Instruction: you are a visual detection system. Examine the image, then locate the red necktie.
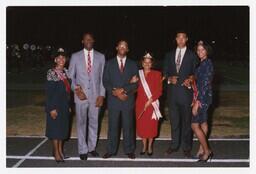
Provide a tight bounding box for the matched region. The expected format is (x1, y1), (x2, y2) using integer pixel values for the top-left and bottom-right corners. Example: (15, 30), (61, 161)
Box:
(120, 58), (124, 73)
(87, 51), (92, 74)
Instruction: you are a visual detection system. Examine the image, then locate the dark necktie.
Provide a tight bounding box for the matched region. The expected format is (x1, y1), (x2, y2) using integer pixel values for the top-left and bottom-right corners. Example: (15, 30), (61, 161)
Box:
(176, 49), (181, 73)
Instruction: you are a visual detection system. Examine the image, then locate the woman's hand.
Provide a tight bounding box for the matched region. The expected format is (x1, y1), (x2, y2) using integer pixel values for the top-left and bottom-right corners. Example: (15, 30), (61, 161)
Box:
(192, 100), (201, 116)
(130, 75), (139, 83)
(144, 98), (153, 110)
(50, 109), (58, 119)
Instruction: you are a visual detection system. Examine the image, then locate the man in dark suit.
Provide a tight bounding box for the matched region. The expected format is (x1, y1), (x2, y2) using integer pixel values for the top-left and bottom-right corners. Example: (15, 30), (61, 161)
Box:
(163, 31), (198, 158)
(102, 40), (138, 159)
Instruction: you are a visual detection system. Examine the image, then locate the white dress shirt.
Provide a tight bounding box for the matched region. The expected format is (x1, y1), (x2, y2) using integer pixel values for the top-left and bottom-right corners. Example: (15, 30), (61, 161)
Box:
(117, 55), (127, 68)
(175, 46), (187, 65)
(84, 48), (94, 67)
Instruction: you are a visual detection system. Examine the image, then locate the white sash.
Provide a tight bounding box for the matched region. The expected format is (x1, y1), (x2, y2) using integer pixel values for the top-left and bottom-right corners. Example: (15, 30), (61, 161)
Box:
(139, 70), (162, 120)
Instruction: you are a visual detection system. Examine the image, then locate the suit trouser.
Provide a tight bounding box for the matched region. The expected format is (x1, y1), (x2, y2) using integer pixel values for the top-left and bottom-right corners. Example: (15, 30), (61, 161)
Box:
(76, 101), (99, 154)
(107, 108), (135, 154)
(168, 100), (193, 151)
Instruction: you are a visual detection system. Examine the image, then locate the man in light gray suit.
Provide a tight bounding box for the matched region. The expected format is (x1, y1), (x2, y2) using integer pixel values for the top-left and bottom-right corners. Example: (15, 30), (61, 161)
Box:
(69, 32), (105, 160)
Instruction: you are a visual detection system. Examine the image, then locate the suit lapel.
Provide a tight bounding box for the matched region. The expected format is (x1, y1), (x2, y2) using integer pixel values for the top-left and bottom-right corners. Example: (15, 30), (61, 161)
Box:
(92, 51), (98, 76)
(122, 58), (129, 77)
(178, 49), (189, 74)
(171, 51), (178, 75)
(114, 57), (122, 78)
(80, 50), (87, 73)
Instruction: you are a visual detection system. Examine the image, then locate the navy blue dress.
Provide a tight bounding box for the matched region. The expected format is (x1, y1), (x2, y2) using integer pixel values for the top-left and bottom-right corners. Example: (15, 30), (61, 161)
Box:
(192, 58), (214, 124)
(45, 68), (71, 140)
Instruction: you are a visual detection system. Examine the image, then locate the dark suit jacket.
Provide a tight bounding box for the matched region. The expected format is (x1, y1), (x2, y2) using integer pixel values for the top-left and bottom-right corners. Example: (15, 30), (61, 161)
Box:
(103, 57), (138, 110)
(163, 48), (198, 105)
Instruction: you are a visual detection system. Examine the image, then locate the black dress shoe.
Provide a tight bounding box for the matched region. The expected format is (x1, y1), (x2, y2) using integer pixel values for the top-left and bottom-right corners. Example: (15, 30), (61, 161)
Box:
(165, 147), (177, 155)
(102, 153), (113, 159)
(89, 150), (99, 157)
(79, 154), (88, 160)
(183, 150), (192, 158)
(127, 153), (136, 159)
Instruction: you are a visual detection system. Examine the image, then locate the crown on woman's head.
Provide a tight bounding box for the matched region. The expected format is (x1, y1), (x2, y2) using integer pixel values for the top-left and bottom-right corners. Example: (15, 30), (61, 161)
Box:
(143, 52), (153, 59)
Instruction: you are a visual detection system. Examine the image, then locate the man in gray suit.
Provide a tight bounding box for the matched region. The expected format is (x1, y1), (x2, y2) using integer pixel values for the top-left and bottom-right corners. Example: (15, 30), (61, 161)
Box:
(69, 32), (105, 160)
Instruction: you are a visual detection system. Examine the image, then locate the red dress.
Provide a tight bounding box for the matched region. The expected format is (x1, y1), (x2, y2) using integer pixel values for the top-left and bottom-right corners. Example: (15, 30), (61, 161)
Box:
(136, 70), (162, 138)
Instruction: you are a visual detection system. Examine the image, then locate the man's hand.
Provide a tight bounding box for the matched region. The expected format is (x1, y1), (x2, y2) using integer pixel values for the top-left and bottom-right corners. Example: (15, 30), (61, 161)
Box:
(75, 85), (87, 100)
(182, 75), (195, 88)
(117, 93), (128, 101)
(112, 88), (125, 96)
(95, 96), (104, 107)
(144, 98), (153, 110)
(112, 88), (128, 101)
(50, 109), (58, 120)
(168, 76), (178, 85)
(182, 78), (192, 88)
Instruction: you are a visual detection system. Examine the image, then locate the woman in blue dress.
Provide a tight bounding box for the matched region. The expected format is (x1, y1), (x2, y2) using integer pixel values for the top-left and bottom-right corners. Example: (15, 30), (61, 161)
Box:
(45, 48), (71, 163)
(191, 41), (214, 162)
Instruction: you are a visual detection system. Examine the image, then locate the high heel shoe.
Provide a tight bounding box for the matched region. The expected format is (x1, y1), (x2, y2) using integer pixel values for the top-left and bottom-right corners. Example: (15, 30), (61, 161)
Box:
(147, 148), (153, 156)
(55, 159), (65, 163)
(147, 151), (153, 156)
(140, 147), (147, 155)
(53, 152), (65, 163)
(197, 152), (213, 163)
(140, 151), (146, 155)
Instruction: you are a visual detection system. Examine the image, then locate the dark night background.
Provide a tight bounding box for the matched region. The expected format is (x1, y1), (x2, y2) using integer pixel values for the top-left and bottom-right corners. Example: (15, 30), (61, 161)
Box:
(7, 6), (249, 63)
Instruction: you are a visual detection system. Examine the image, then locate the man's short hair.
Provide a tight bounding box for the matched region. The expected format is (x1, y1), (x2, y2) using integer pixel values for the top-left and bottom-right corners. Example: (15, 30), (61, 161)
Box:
(176, 30), (188, 38)
(116, 39), (129, 46)
(82, 32), (95, 39)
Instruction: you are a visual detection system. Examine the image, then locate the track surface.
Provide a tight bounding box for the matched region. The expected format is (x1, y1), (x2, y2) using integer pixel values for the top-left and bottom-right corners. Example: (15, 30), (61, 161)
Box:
(6, 137), (249, 167)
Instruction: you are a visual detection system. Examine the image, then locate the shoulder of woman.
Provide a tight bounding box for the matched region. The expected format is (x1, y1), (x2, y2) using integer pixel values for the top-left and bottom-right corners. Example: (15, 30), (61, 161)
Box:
(47, 69), (59, 82)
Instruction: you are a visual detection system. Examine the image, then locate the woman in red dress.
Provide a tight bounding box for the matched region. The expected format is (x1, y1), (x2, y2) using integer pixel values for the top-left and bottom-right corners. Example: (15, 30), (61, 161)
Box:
(135, 52), (162, 156)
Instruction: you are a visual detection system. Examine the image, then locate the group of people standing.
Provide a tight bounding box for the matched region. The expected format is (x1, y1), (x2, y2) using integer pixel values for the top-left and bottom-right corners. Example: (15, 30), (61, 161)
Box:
(45, 30), (214, 164)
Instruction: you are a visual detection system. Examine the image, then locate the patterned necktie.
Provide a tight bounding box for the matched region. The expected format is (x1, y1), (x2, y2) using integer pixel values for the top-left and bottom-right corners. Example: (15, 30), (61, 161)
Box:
(87, 51), (92, 74)
(176, 49), (181, 73)
(120, 58), (124, 73)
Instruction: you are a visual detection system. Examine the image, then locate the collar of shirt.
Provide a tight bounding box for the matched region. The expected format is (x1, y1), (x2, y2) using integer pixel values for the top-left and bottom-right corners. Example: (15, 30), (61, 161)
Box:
(84, 48), (94, 65)
(117, 55), (127, 67)
(175, 46), (187, 63)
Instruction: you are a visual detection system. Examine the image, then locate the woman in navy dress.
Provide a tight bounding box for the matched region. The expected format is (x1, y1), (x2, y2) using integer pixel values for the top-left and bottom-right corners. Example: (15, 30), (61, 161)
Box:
(191, 41), (214, 162)
(45, 48), (71, 163)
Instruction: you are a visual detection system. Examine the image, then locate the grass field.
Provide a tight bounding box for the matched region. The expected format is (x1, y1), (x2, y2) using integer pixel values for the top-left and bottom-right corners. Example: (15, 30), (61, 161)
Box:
(6, 90), (249, 138)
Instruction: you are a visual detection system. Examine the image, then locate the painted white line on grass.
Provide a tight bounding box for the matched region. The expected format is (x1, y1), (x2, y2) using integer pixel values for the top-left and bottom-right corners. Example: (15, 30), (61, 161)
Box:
(12, 138), (48, 168)
(6, 135), (249, 141)
(7, 155), (249, 163)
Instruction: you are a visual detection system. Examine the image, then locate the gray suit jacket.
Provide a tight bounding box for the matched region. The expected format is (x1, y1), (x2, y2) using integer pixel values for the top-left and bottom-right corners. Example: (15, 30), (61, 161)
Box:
(68, 49), (106, 104)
